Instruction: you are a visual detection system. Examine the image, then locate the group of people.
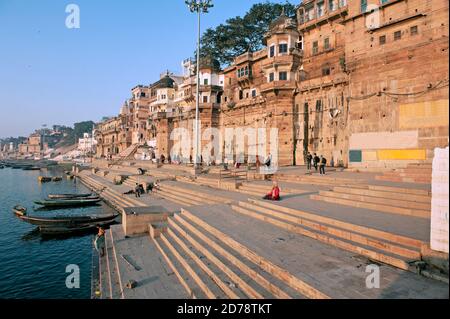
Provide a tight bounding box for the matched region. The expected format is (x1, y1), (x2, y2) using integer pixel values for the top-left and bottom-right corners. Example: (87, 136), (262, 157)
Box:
(123, 181), (160, 197)
(306, 152), (327, 175)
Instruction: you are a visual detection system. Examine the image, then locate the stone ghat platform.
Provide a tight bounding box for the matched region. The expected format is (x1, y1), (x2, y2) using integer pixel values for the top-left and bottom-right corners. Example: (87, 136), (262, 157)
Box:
(77, 164), (448, 299)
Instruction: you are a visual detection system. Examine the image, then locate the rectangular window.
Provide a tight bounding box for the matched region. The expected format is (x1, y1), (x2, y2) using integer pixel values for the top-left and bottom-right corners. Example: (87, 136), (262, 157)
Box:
(379, 35), (386, 45)
(339, 0), (347, 7)
(239, 91), (244, 100)
(329, 0), (336, 11)
(279, 43), (288, 54)
(324, 37), (330, 50)
(312, 41), (319, 55)
(203, 96), (208, 103)
(410, 25), (418, 35)
(394, 30), (401, 41)
(279, 72), (288, 81)
(360, 0), (367, 13)
(245, 66), (249, 75)
(322, 67), (331, 76)
(269, 73), (275, 82)
(251, 89), (257, 98)
(297, 36), (303, 50)
(305, 3), (315, 21)
(317, 1), (324, 17)
(270, 46), (275, 58)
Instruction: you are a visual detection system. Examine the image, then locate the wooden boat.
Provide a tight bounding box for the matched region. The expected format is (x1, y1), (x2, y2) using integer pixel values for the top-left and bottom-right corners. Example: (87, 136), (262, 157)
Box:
(48, 193), (94, 200)
(23, 167), (41, 171)
(34, 197), (102, 208)
(17, 213), (119, 227)
(12, 205), (27, 216)
(39, 221), (115, 235)
(38, 176), (52, 183)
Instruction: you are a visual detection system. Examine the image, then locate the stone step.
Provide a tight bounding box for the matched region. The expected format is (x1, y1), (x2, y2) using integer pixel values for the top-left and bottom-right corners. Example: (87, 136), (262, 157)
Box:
(104, 229), (124, 299)
(231, 205), (414, 272)
(239, 184), (301, 195)
(180, 209), (330, 299)
(167, 217), (266, 299)
(366, 185), (431, 196)
(155, 187), (197, 207)
(407, 163), (433, 169)
(162, 183), (229, 204)
(150, 221), (222, 299)
(235, 202), (421, 263)
(150, 227), (204, 299)
(166, 224), (243, 299)
(375, 175), (431, 184)
(310, 194), (430, 219)
(382, 171), (432, 178)
(332, 186), (431, 204)
(159, 230), (228, 299)
(247, 199), (425, 249)
(173, 214), (301, 299)
(103, 189), (140, 208)
(321, 190), (431, 210)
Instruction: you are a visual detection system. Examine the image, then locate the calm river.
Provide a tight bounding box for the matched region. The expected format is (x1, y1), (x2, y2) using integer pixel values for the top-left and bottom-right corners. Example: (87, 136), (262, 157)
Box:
(0, 166), (115, 299)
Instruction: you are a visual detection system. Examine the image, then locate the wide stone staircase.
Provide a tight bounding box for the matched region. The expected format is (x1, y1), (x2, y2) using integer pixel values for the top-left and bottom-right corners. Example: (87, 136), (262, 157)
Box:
(79, 173), (145, 209)
(156, 183), (233, 207)
(275, 174), (365, 187)
(149, 208), (330, 299)
(230, 199), (425, 272)
(310, 184), (431, 219)
(375, 163), (432, 184)
(236, 183), (306, 197)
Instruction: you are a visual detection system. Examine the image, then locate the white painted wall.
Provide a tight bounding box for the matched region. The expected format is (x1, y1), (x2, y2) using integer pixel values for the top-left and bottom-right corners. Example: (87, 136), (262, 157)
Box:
(431, 146), (449, 253)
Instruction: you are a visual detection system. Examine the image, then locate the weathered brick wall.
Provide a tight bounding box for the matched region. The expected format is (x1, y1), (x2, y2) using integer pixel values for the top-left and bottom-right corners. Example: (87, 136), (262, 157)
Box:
(345, 0), (449, 168)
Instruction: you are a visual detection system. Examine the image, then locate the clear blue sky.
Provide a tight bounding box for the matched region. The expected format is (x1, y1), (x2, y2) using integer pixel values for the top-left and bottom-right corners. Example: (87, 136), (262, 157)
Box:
(0, 0), (292, 138)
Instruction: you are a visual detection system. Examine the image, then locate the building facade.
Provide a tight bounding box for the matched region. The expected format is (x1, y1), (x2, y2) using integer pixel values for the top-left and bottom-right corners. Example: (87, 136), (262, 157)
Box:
(95, 0), (449, 168)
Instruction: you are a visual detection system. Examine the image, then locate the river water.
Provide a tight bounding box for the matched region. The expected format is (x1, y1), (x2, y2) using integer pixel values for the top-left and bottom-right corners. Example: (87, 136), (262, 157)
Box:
(0, 166), (115, 299)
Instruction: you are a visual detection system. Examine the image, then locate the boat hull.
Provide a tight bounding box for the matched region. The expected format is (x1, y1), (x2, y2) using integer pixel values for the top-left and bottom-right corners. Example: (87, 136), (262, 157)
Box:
(18, 214), (119, 227)
(34, 198), (102, 207)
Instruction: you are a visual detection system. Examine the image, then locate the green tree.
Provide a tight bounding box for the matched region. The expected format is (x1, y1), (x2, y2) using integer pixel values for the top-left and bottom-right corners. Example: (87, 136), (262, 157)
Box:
(200, 1), (296, 66)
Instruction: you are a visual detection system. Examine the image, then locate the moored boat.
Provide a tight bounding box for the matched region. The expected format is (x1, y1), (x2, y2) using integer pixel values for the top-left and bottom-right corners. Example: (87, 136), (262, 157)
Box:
(23, 167), (41, 171)
(34, 197), (102, 208)
(39, 221), (115, 235)
(48, 193), (94, 200)
(52, 177), (63, 182)
(17, 213), (119, 227)
(38, 176), (52, 183)
(12, 205), (27, 216)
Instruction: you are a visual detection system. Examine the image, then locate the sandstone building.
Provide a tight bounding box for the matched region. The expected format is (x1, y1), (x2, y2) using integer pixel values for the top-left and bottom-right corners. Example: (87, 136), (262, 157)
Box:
(95, 0), (449, 169)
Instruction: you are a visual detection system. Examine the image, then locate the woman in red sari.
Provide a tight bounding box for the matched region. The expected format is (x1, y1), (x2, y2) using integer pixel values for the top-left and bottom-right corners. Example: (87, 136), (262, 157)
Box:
(264, 182), (281, 201)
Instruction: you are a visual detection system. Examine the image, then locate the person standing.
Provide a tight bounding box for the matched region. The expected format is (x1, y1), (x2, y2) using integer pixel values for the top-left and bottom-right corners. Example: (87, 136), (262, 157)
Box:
(264, 153), (272, 168)
(313, 153), (320, 172)
(319, 155), (327, 175)
(306, 152), (313, 170)
(94, 227), (106, 257)
(134, 183), (141, 198)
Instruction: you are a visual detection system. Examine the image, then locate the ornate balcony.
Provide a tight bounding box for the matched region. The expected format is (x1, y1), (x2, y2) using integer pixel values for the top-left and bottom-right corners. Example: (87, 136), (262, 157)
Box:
(260, 80), (297, 94)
